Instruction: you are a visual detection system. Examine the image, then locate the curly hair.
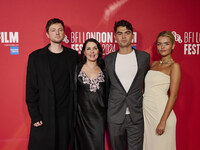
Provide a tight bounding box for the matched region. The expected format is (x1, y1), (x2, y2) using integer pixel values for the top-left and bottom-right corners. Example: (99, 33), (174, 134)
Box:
(114, 20), (133, 33)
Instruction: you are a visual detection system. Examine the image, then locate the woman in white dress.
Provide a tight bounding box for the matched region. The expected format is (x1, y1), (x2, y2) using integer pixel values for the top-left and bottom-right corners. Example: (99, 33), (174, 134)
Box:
(143, 31), (181, 150)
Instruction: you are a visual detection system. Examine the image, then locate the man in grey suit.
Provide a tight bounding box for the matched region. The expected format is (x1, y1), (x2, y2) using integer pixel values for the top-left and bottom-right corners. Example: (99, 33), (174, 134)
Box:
(104, 20), (150, 150)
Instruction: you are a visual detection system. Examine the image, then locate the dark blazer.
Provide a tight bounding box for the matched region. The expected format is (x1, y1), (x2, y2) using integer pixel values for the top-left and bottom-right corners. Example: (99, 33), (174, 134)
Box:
(26, 44), (78, 150)
(104, 49), (150, 124)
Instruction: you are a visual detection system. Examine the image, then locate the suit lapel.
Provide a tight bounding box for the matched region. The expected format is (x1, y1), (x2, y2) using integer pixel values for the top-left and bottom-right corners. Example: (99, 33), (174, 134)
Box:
(112, 51), (127, 93)
(112, 49), (142, 94)
(127, 49), (141, 93)
(39, 46), (54, 93)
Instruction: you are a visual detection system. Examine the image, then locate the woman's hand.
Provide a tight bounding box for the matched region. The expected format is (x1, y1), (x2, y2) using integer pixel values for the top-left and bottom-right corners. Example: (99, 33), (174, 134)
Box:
(156, 121), (166, 135)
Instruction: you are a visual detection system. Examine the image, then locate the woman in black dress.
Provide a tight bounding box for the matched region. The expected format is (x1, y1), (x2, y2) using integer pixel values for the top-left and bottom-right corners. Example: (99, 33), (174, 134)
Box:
(75, 38), (107, 150)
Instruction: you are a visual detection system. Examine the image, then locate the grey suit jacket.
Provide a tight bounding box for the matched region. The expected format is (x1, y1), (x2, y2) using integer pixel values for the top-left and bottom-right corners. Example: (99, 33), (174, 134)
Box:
(104, 49), (150, 124)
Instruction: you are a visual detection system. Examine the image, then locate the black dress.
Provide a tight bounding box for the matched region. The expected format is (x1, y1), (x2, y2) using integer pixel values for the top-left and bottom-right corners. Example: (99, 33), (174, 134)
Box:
(75, 67), (106, 150)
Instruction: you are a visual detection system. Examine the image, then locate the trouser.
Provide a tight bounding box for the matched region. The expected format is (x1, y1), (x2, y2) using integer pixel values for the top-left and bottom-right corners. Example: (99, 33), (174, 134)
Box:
(108, 115), (144, 150)
(55, 114), (70, 150)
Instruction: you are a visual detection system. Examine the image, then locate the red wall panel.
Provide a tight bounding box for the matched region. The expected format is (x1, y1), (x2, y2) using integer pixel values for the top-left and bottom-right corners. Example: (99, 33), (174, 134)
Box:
(0, 0), (200, 149)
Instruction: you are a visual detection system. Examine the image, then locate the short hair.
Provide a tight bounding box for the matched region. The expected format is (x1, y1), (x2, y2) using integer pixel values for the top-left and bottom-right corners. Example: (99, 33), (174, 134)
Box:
(81, 38), (104, 67)
(114, 20), (133, 33)
(46, 18), (65, 33)
(156, 31), (175, 44)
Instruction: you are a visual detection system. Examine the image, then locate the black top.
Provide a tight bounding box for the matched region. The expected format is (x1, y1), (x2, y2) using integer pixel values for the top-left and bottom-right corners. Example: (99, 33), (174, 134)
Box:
(75, 67), (106, 150)
(48, 49), (70, 115)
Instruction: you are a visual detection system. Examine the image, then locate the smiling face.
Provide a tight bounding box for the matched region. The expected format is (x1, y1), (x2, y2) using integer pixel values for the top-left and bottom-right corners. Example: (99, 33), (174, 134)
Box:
(157, 36), (175, 57)
(84, 41), (99, 63)
(115, 26), (133, 49)
(46, 23), (65, 44)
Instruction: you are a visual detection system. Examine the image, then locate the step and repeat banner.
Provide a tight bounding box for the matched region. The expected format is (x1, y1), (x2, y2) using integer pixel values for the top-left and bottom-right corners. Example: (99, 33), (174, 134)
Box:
(0, 0), (200, 150)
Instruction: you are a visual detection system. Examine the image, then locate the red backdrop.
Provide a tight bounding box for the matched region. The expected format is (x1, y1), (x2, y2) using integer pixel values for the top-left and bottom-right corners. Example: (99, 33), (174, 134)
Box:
(0, 0), (200, 149)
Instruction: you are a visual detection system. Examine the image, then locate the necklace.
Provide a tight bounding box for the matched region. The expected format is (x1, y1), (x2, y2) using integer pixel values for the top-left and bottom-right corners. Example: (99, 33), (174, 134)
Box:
(159, 58), (174, 64)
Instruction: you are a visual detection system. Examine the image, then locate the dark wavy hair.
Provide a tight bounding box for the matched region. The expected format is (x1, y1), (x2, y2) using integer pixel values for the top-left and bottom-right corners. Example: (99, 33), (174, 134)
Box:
(81, 38), (104, 67)
(114, 20), (133, 33)
(46, 18), (65, 33)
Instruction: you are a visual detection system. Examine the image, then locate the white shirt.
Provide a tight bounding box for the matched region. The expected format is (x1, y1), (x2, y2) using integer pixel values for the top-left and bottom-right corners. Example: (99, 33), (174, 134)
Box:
(115, 50), (138, 114)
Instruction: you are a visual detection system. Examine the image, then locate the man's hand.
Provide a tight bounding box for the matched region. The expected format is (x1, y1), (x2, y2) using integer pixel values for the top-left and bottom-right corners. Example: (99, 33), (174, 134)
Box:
(33, 120), (43, 127)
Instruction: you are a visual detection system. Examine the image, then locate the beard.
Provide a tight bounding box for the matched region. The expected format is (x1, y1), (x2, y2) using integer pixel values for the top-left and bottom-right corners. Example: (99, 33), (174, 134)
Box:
(119, 42), (131, 48)
(50, 38), (64, 44)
